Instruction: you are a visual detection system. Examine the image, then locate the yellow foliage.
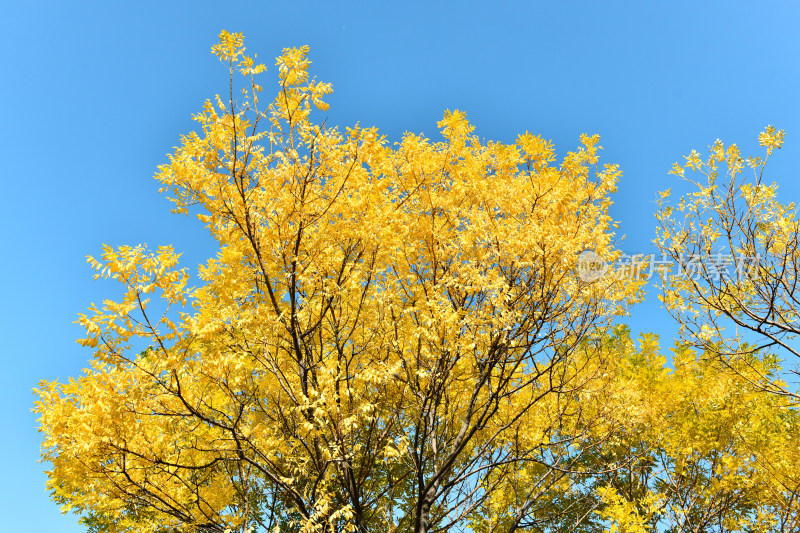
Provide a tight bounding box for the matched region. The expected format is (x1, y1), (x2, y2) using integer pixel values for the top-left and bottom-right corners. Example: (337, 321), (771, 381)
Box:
(35, 33), (800, 533)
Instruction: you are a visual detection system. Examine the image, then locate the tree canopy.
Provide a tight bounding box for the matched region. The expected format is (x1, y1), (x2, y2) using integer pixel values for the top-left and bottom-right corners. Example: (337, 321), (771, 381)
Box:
(35, 31), (800, 533)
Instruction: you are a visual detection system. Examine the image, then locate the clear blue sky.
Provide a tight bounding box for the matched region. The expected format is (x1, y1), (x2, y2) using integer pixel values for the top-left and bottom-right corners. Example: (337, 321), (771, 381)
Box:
(2, 1), (799, 530)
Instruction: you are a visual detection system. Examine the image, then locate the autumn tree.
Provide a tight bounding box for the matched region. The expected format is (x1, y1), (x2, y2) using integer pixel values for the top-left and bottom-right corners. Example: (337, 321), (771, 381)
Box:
(35, 32), (642, 533)
(655, 128), (800, 399)
(649, 130), (800, 532)
(36, 32), (800, 533)
(585, 328), (800, 533)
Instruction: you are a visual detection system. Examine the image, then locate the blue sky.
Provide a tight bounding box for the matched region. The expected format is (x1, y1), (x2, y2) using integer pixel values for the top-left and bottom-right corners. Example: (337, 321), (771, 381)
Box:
(2, 1), (799, 530)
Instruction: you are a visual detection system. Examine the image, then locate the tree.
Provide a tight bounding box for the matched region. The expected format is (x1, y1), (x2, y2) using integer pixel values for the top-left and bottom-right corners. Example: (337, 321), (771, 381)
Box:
(654, 128), (800, 399)
(651, 130), (800, 532)
(38, 32), (800, 533)
(35, 31), (641, 533)
(584, 329), (800, 533)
